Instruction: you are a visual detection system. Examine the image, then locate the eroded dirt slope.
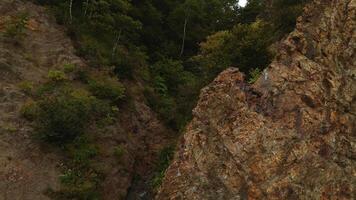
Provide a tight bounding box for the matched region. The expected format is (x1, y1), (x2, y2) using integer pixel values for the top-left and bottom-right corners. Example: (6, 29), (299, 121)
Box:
(157, 0), (355, 199)
(0, 1), (81, 199)
(0, 1), (174, 199)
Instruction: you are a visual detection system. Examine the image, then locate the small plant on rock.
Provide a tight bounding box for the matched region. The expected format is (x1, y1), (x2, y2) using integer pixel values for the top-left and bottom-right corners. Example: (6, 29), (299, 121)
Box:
(248, 68), (262, 84)
(48, 70), (67, 82)
(151, 146), (175, 188)
(114, 145), (125, 160)
(18, 81), (34, 95)
(4, 12), (29, 39)
(63, 63), (76, 73)
(20, 100), (39, 121)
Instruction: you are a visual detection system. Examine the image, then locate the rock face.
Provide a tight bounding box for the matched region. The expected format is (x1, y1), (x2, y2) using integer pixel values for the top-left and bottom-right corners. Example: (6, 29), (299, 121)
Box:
(156, 0), (355, 199)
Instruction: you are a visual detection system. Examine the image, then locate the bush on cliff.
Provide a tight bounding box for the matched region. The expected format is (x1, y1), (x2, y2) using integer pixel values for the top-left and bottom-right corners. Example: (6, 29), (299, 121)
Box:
(35, 93), (92, 144)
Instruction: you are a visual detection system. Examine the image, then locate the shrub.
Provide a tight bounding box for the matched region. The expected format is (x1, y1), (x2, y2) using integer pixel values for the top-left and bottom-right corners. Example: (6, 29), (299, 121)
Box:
(18, 81), (33, 95)
(114, 145), (125, 160)
(4, 12), (28, 39)
(46, 136), (102, 200)
(57, 167), (101, 200)
(63, 63), (76, 73)
(66, 136), (98, 168)
(145, 59), (200, 130)
(90, 99), (114, 119)
(151, 146), (175, 188)
(269, 0), (310, 37)
(153, 76), (168, 96)
(248, 68), (262, 84)
(48, 70), (66, 82)
(35, 94), (92, 144)
(144, 87), (178, 128)
(74, 69), (90, 83)
(76, 36), (106, 67)
(112, 46), (148, 79)
(3, 124), (18, 133)
(35, 82), (57, 96)
(88, 78), (125, 102)
(20, 100), (39, 121)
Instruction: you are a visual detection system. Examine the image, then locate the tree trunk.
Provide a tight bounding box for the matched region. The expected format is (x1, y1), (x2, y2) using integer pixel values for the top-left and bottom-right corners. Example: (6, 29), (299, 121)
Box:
(179, 17), (188, 57)
(84, 0), (89, 16)
(112, 30), (122, 58)
(69, 0), (73, 23)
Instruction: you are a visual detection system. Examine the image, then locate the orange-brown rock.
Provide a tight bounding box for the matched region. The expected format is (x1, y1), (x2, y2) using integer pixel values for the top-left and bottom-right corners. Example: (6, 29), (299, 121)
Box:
(156, 0), (355, 199)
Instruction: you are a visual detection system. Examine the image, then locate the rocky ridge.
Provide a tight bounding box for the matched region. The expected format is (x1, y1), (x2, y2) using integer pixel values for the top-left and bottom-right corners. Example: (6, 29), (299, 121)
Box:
(156, 0), (355, 199)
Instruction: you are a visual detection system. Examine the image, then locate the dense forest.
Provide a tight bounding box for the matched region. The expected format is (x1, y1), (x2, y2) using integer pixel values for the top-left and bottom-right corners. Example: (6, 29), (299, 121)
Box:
(33, 0), (309, 131)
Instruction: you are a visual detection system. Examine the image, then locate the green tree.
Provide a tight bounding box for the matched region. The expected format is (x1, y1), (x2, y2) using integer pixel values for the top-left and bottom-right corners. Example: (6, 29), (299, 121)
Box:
(168, 0), (240, 58)
(193, 20), (272, 80)
(268, 0), (309, 35)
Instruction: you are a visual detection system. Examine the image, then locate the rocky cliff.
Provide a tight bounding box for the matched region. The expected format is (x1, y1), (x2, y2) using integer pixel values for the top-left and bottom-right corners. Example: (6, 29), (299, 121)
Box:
(157, 0), (355, 199)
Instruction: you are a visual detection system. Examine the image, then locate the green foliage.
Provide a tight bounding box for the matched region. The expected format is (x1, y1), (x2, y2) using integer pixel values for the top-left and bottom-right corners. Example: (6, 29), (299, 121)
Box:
(166, 0), (239, 57)
(48, 70), (67, 82)
(51, 136), (102, 200)
(37, 0), (142, 69)
(248, 68), (262, 84)
(63, 63), (76, 73)
(27, 79), (119, 199)
(35, 81), (60, 97)
(75, 69), (90, 83)
(21, 100), (39, 121)
(113, 145), (125, 160)
(75, 36), (107, 67)
(88, 78), (125, 102)
(269, 0), (309, 36)
(34, 0), (308, 133)
(91, 100), (117, 119)
(145, 59), (200, 129)
(145, 87), (177, 128)
(240, 0), (310, 39)
(2, 124), (17, 133)
(66, 136), (98, 169)
(35, 93), (92, 144)
(113, 46), (148, 79)
(193, 20), (272, 80)
(237, 0), (264, 24)
(4, 12), (28, 39)
(28, 0), (310, 198)
(18, 81), (34, 95)
(192, 30), (233, 79)
(151, 146), (175, 188)
(157, 146), (175, 170)
(151, 59), (185, 95)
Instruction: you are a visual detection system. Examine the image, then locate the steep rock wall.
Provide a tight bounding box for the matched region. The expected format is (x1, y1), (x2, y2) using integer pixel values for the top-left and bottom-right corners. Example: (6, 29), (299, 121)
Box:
(157, 0), (355, 199)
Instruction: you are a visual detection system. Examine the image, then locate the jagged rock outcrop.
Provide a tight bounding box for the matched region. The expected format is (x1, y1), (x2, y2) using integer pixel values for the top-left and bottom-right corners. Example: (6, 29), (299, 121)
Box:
(157, 0), (355, 199)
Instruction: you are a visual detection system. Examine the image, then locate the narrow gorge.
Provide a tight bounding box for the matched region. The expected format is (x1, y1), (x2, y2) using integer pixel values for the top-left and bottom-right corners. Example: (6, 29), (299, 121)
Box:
(0, 0), (355, 200)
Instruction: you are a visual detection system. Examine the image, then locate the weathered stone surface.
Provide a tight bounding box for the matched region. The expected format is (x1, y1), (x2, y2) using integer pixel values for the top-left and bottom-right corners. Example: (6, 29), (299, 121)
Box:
(156, 0), (355, 199)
